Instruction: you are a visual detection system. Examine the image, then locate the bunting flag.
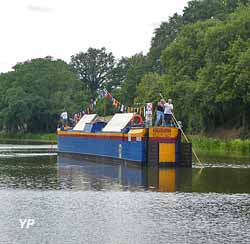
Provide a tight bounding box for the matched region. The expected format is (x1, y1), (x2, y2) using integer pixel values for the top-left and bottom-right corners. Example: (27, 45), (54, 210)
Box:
(71, 89), (152, 126)
(106, 92), (113, 100)
(97, 89), (152, 117)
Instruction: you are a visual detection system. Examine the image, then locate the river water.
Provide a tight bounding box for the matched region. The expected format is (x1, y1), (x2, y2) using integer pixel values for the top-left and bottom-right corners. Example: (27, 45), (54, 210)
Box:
(0, 144), (250, 244)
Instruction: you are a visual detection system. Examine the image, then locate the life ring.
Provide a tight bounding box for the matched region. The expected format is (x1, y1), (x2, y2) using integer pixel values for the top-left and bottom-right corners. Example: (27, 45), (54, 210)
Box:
(131, 114), (143, 125)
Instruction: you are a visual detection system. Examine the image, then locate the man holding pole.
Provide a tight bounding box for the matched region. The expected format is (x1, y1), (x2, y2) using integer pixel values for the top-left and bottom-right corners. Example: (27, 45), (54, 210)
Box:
(163, 98), (173, 126)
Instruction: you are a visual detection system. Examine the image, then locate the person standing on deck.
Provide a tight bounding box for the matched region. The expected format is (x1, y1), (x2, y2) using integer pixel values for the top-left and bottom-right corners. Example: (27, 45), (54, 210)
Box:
(73, 113), (78, 125)
(60, 110), (68, 127)
(154, 99), (164, 126)
(163, 99), (173, 126)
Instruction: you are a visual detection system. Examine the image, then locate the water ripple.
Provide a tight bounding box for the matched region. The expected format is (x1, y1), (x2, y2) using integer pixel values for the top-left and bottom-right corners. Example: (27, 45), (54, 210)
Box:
(0, 191), (249, 244)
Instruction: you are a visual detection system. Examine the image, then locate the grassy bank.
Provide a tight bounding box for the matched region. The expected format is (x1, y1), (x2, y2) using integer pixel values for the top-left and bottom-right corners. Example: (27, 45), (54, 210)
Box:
(0, 132), (57, 143)
(190, 135), (250, 155)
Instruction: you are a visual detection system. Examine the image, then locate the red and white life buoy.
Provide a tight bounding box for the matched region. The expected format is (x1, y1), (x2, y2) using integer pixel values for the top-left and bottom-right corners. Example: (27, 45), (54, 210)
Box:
(130, 114), (143, 125)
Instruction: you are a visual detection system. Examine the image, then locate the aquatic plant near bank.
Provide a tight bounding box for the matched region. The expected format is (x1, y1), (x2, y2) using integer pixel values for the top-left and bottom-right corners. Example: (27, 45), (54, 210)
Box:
(190, 136), (250, 154)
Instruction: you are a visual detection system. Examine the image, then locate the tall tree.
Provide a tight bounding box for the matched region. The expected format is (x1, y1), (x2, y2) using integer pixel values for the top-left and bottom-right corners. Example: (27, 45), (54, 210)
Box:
(119, 53), (149, 105)
(0, 57), (88, 132)
(147, 0), (250, 76)
(106, 57), (130, 91)
(70, 47), (115, 98)
(158, 5), (250, 131)
(182, 0), (226, 23)
(148, 13), (183, 73)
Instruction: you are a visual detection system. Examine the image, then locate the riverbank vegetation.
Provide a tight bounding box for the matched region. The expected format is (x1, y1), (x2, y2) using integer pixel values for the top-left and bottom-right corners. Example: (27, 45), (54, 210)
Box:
(190, 135), (250, 154)
(0, 0), (249, 140)
(0, 132), (56, 143)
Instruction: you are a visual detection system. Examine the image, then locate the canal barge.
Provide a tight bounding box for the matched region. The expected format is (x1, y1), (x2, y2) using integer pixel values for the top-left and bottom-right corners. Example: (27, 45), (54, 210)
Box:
(57, 113), (192, 167)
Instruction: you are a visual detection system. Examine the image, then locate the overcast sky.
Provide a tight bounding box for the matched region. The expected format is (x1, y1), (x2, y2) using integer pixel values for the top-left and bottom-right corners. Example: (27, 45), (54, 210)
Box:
(0, 0), (189, 73)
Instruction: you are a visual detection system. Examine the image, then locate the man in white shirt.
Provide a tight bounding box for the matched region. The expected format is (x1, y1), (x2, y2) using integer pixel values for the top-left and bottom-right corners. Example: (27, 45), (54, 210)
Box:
(60, 111), (68, 126)
(164, 99), (173, 126)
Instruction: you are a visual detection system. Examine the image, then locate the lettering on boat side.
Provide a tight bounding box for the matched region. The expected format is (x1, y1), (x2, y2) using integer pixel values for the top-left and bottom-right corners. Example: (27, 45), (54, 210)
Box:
(19, 219), (35, 229)
(151, 128), (171, 137)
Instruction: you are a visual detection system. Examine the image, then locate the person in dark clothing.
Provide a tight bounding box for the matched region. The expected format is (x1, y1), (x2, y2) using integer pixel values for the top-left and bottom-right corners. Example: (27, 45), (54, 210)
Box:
(154, 99), (164, 126)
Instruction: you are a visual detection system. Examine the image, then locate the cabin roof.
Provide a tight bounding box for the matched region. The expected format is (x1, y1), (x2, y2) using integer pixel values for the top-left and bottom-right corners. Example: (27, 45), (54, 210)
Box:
(102, 113), (134, 132)
(73, 114), (97, 131)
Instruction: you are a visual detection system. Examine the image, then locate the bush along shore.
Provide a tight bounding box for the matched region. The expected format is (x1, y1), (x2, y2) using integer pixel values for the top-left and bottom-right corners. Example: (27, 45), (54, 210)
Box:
(0, 132), (57, 143)
(190, 135), (250, 155)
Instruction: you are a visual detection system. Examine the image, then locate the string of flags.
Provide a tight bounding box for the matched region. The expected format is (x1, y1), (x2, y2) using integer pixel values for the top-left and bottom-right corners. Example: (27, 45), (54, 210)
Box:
(102, 89), (149, 116)
(82, 89), (153, 118)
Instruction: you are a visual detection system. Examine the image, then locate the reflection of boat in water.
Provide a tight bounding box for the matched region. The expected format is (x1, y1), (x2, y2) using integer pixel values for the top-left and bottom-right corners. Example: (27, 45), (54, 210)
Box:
(57, 155), (192, 192)
(58, 113), (192, 168)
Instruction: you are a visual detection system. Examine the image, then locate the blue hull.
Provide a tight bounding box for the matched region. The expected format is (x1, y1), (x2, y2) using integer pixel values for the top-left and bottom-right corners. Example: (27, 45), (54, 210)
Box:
(58, 135), (146, 164)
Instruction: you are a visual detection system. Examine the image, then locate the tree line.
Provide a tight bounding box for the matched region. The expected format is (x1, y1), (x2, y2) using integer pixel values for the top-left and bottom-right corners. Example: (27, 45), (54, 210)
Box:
(0, 0), (249, 136)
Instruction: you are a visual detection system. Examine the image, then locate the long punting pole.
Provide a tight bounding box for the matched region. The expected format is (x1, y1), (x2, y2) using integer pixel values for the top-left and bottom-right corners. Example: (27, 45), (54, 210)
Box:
(159, 93), (203, 166)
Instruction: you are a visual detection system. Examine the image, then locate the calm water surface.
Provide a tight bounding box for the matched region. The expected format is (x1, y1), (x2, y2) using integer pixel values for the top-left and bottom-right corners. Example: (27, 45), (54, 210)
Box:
(0, 144), (250, 244)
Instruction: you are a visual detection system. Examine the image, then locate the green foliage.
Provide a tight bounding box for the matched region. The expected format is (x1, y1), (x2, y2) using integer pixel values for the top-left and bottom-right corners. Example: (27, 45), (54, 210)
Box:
(70, 47), (115, 98)
(93, 98), (117, 116)
(148, 13), (183, 73)
(119, 53), (149, 105)
(0, 58), (89, 132)
(161, 20), (216, 79)
(147, 0), (250, 76)
(0, 132), (57, 143)
(190, 135), (250, 154)
(147, 5), (250, 132)
(135, 72), (162, 104)
(106, 57), (130, 91)
(1, 0), (250, 138)
(183, 0), (250, 23)
(182, 0), (226, 23)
